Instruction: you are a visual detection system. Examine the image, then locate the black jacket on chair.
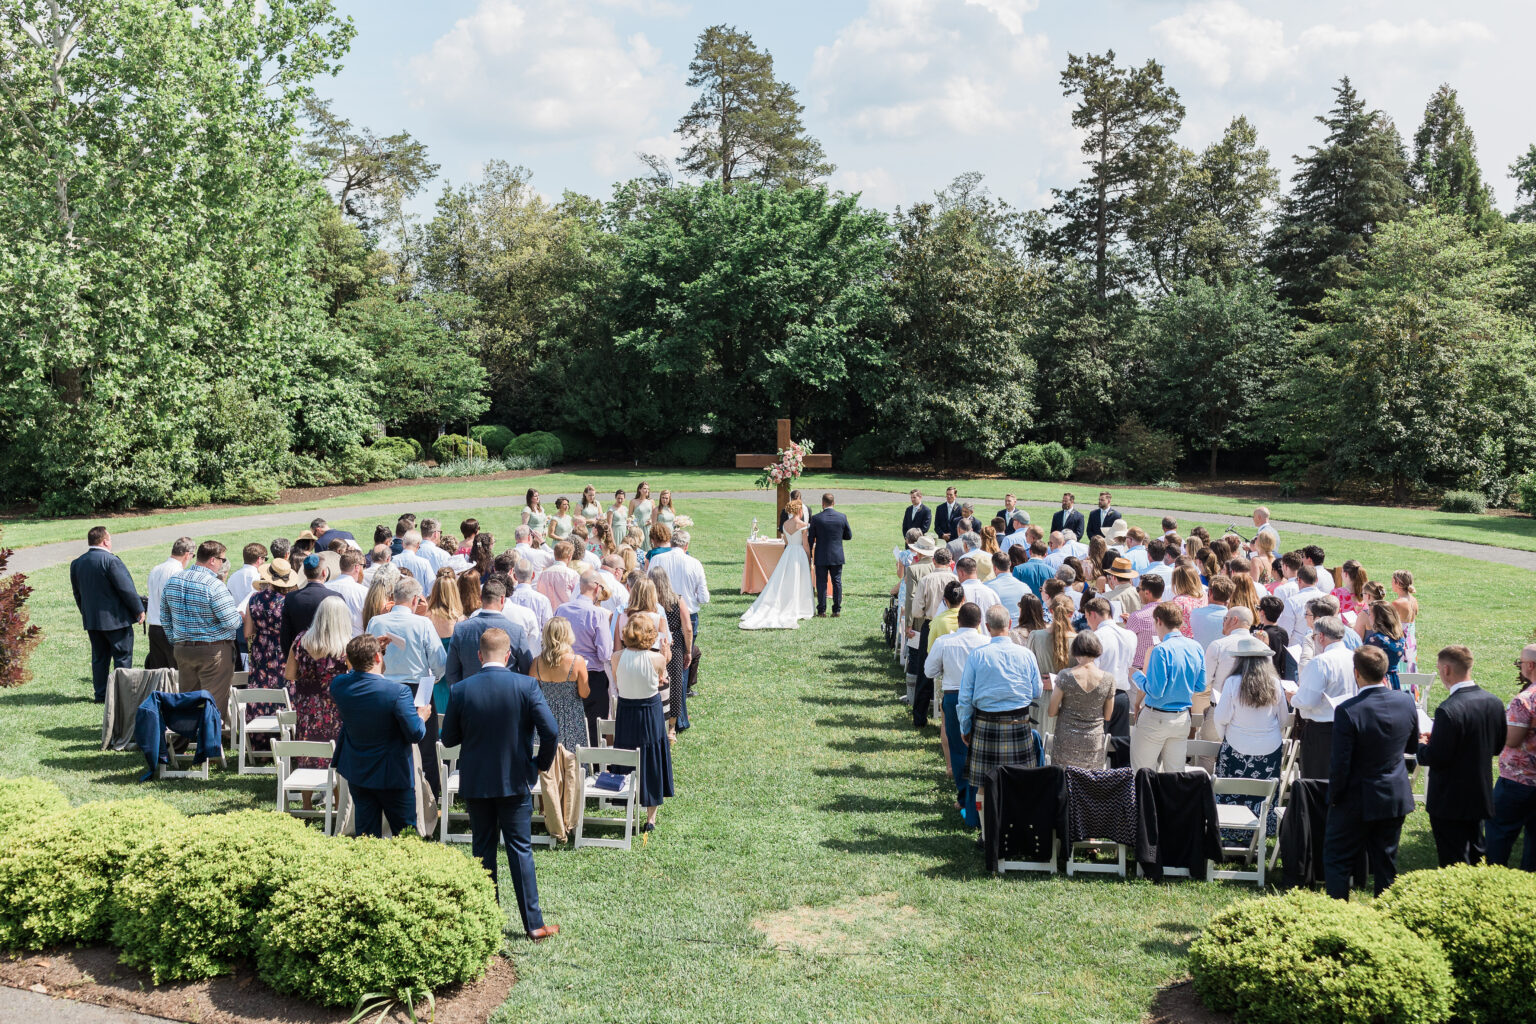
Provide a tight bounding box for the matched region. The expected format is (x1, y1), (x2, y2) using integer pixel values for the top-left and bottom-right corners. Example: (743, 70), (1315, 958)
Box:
(807, 508), (852, 567)
(1415, 684), (1507, 820)
(1135, 769), (1221, 881)
(901, 503), (932, 538)
(70, 548), (144, 632)
(1328, 686), (1419, 821)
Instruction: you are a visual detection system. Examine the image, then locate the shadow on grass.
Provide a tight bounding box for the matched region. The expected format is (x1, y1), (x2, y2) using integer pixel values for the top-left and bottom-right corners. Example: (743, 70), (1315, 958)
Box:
(820, 830), (985, 879)
(1140, 921), (1203, 958)
(826, 735), (927, 754)
(0, 689), (87, 707)
(820, 792), (942, 816)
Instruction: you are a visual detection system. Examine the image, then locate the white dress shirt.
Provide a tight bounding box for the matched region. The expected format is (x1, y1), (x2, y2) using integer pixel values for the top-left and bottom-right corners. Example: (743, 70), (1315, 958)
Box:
(329, 574), (369, 635)
(959, 578), (1001, 617)
(1279, 585), (1323, 645)
(1271, 577), (1299, 605)
(515, 543), (554, 572)
(1140, 562), (1174, 590)
(923, 627), (989, 692)
(225, 562), (260, 609)
(650, 548), (710, 614)
(1313, 566), (1335, 592)
(1093, 620), (1137, 693)
(1293, 642), (1357, 723)
(147, 557), (185, 628)
(1204, 631), (1248, 694)
(419, 538), (451, 572)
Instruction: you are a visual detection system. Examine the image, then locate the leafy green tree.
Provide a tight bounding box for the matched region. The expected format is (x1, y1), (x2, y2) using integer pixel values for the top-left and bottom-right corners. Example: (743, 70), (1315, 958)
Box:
(1266, 77), (1411, 311)
(675, 24), (833, 191)
(1410, 84), (1499, 232)
(1508, 145), (1536, 223)
(302, 96), (438, 231)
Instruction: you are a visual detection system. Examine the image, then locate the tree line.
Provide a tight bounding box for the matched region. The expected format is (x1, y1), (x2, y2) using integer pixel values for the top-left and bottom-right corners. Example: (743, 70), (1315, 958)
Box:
(4, 3), (1536, 513)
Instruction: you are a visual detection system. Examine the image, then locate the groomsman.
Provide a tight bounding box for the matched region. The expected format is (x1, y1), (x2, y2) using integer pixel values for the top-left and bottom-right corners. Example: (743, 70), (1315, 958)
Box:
(901, 490), (931, 537)
(1085, 491), (1121, 540)
(1415, 645), (1507, 866)
(934, 487), (961, 541)
(1050, 493), (1085, 540)
(69, 526), (145, 702)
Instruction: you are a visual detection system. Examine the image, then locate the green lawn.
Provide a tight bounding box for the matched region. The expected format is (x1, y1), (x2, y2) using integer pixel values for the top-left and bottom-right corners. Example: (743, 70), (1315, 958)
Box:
(4, 498), (1530, 1022)
(6, 468), (1536, 554)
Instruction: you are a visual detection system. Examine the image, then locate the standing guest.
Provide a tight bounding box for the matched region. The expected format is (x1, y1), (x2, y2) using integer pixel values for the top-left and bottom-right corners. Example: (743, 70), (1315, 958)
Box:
(608, 489), (629, 540)
(1488, 645), (1536, 870)
(279, 555), (336, 658)
(1085, 491), (1121, 541)
(1048, 632), (1115, 771)
(901, 538), (939, 705)
(332, 635), (427, 839)
(69, 527), (145, 703)
(1212, 636), (1290, 836)
(579, 487), (604, 522)
(1302, 545), (1334, 592)
(445, 578), (533, 683)
(1324, 646), (1418, 899)
(1012, 541), (1054, 599)
(161, 540), (241, 719)
(329, 551), (369, 634)
(394, 531), (436, 596)
(225, 542), (267, 609)
(644, 523), (673, 563)
(902, 490), (932, 537)
(513, 525), (554, 572)
(611, 615), (674, 833)
(1130, 603), (1206, 772)
(270, 537), (293, 564)
(521, 488), (549, 535)
(361, 567), (400, 632)
(1124, 575), (1166, 672)
(1278, 565), (1323, 645)
(535, 541), (583, 607)
(650, 529), (710, 634)
(1293, 616), (1358, 779)
(245, 560), (298, 690)
(935, 487), (961, 542)
(284, 598), (350, 765)
(362, 544), (393, 585)
(960, 606), (1045, 813)
(1332, 560), (1368, 616)
(424, 566), (465, 740)
(1361, 602), (1408, 691)
(469, 533), (496, 577)
(366, 576), (445, 727)
(629, 481), (654, 534)
(1203, 607), (1257, 698)
(1050, 492), (1085, 540)
(290, 531), (318, 560)
(457, 569), (483, 616)
(926, 602), (989, 815)
(1122, 528), (1151, 573)
(985, 551), (1028, 625)
(1168, 565), (1205, 635)
(1031, 596), (1077, 687)
(1245, 507), (1279, 554)
(508, 558), (554, 633)
(146, 538), (195, 670)
(1190, 577), (1234, 652)
(1255, 596), (1289, 675)
(916, 583), (964, 729)
(311, 517), (354, 552)
(1390, 571), (1420, 673)
(1250, 530), (1277, 584)
(994, 493), (1026, 527)
(458, 518), (481, 555)
(1138, 539), (1173, 590)
(528, 618), (587, 843)
(1415, 645), (1507, 866)
(558, 572), (616, 747)
(1102, 557), (1142, 621)
(1228, 569), (1261, 624)
(1085, 597), (1136, 769)
(651, 567), (694, 736)
(954, 555), (1001, 620)
(418, 519), (451, 571)
(1008, 592), (1048, 647)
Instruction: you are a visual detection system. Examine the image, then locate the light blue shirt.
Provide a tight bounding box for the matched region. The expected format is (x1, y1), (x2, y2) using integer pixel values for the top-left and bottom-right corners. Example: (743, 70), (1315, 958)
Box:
(366, 605), (447, 706)
(1002, 528), (1031, 553)
(419, 538), (451, 572)
(394, 548), (436, 596)
(958, 636), (1043, 736)
(1190, 604), (1228, 651)
(985, 572), (1029, 626)
(1125, 545), (1150, 573)
(1135, 633), (1207, 712)
(1013, 558), (1054, 599)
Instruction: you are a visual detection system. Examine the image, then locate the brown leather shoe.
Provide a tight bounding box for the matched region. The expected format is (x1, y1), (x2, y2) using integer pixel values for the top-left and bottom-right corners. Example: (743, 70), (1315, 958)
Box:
(527, 924), (559, 942)
(815, 611), (827, 617)
(831, 611), (841, 618)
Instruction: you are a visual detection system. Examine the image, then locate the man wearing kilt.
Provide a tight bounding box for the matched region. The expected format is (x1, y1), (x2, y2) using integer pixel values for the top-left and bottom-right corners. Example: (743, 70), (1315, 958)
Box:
(959, 605), (1045, 819)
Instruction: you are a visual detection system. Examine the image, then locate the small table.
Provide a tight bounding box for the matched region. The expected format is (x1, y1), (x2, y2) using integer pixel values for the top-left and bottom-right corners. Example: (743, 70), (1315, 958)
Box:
(741, 538), (786, 595)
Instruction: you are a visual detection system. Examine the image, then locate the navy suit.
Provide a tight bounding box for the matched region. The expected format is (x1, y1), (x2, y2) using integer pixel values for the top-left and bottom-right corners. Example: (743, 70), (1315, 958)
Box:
(315, 528), (354, 551)
(441, 664), (558, 934)
(901, 503), (931, 538)
(807, 507), (852, 615)
(444, 612), (533, 685)
(1050, 508), (1086, 540)
(331, 669), (426, 837)
(1085, 506), (1121, 540)
(279, 581), (335, 658)
(934, 501), (961, 541)
(1415, 684), (1507, 865)
(1324, 685), (1419, 898)
(70, 547), (144, 701)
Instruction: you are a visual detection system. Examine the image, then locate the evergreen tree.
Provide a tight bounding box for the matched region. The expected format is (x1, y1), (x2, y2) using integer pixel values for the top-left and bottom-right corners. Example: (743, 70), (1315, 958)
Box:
(1265, 77), (1410, 310)
(1509, 145), (1536, 223)
(1410, 84), (1498, 232)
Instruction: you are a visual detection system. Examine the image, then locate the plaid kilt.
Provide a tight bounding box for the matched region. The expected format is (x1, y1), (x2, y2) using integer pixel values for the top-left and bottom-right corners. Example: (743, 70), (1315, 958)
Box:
(967, 709), (1040, 789)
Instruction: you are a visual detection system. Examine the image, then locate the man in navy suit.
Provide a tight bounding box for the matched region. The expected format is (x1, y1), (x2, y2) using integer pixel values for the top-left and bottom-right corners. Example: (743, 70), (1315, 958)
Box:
(310, 516), (355, 553)
(934, 487), (960, 541)
(440, 627), (559, 941)
(1324, 646), (1419, 899)
(69, 526), (145, 702)
(808, 493), (853, 618)
(444, 578), (533, 684)
(901, 489), (931, 538)
(331, 634), (426, 838)
(1415, 644), (1507, 866)
(1049, 492), (1086, 540)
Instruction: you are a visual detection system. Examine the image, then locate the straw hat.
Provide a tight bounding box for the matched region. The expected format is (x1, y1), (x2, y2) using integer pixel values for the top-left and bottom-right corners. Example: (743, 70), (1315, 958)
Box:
(1106, 556), (1137, 580)
(1106, 521), (1130, 541)
(908, 536), (938, 556)
(257, 558), (301, 591)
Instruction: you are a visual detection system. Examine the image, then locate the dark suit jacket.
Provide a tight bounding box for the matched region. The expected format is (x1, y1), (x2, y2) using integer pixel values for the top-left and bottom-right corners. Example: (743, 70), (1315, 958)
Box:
(1051, 508), (1086, 539)
(995, 507), (1028, 528)
(440, 664), (558, 799)
(1329, 686), (1419, 821)
(70, 548), (143, 632)
(808, 508), (852, 567)
(331, 670), (426, 790)
(1415, 684), (1507, 820)
(934, 501), (961, 540)
(315, 528), (355, 551)
(444, 611), (533, 684)
(1085, 506), (1121, 540)
(280, 581), (335, 657)
(901, 503), (932, 537)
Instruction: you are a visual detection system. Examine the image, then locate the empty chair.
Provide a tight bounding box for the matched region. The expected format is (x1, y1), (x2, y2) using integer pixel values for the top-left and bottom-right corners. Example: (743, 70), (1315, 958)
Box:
(573, 745), (639, 850)
(233, 687), (292, 775)
(1210, 777), (1277, 886)
(272, 739), (337, 835)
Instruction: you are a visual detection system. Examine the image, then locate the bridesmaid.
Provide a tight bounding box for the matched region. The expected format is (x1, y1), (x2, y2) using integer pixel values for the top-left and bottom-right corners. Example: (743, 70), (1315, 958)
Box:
(550, 497), (575, 540)
(655, 490), (677, 531)
(629, 481), (654, 534)
(580, 485), (604, 522)
(521, 488), (548, 535)
(609, 488), (629, 539)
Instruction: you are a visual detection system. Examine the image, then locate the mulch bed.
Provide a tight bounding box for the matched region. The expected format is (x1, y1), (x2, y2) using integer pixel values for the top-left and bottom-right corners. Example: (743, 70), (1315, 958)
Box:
(1143, 978), (1233, 1024)
(0, 947), (515, 1024)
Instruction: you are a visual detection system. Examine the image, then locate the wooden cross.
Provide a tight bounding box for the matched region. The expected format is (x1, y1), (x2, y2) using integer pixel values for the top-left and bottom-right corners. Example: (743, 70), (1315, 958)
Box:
(735, 417), (833, 533)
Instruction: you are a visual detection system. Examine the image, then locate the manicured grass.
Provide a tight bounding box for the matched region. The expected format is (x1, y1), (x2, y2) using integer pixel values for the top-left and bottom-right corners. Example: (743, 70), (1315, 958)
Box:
(3, 498), (1529, 1022)
(6, 469), (1536, 554)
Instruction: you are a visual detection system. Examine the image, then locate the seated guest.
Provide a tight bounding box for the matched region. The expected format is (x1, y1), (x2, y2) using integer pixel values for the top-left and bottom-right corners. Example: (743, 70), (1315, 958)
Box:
(959, 605), (1045, 815)
(1130, 602), (1205, 773)
(1488, 644), (1536, 870)
(612, 615), (674, 834)
(440, 628), (559, 940)
(1047, 631), (1115, 770)
(1012, 541), (1054, 598)
(1415, 645), (1507, 866)
(1325, 646), (1418, 899)
(332, 634), (427, 838)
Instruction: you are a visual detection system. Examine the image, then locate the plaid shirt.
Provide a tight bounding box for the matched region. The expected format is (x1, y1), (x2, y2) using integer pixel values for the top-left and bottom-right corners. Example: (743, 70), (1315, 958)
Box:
(160, 565), (240, 643)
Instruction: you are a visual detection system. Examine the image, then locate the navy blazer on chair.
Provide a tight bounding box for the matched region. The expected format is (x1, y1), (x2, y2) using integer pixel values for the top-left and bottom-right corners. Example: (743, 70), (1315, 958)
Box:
(444, 612), (532, 685)
(331, 669), (426, 790)
(440, 665), (558, 799)
(808, 508), (852, 567)
(70, 548), (144, 631)
(1328, 685), (1419, 821)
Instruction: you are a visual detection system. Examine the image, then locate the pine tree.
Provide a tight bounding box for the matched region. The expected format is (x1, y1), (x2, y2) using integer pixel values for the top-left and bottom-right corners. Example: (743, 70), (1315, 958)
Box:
(1410, 84), (1498, 232)
(1265, 77), (1410, 310)
(1509, 145), (1536, 223)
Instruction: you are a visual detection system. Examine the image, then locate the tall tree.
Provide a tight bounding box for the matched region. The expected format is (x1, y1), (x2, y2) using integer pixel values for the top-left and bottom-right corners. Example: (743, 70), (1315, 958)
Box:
(1046, 50), (1185, 301)
(303, 97), (437, 231)
(1410, 84), (1498, 232)
(1509, 145), (1536, 223)
(1265, 77), (1411, 310)
(675, 24), (832, 192)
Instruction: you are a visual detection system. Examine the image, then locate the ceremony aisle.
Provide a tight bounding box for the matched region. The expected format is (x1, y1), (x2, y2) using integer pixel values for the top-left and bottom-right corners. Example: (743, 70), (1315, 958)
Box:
(2, 497), (1527, 1022)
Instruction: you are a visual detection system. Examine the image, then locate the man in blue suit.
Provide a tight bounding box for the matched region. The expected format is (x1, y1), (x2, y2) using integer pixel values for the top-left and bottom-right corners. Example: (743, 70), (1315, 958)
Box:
(441, 627), (559, 941)
(331, 634), (426, 838)
(1324, 646), (1420, 899)
(808, 493), (853, 618)
(69, 526), (145, 702)
(444, 578), (533, 684)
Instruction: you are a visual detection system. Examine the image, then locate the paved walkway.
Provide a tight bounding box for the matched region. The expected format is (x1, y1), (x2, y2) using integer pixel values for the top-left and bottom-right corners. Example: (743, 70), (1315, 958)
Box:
(0, 985), (176, 1023)
(9, 489), (1536, 573)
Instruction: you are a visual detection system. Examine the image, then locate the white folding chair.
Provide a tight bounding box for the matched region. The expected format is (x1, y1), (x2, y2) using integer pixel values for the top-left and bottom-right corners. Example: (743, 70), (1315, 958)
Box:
(597, 718), (616, 747)
(528, 738), (556, 848)
(437, 742), (471, 844)
(156, 694), (226, 780)
(1209, 777), (1276, 886)
(1066, 839), (1127, 877)
(573, 746), (639, 850)
(272, 739), (336, 835)
(1183, 740), (1223, 769)
(233, 688), (292, 775)
(1405, 752), (1427, 807)
(276, 709), (297, 740)
(1401, 673), (1434, 707)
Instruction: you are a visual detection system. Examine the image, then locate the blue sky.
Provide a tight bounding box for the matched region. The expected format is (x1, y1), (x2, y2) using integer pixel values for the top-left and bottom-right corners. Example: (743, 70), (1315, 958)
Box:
(325, 1), (1534, 217)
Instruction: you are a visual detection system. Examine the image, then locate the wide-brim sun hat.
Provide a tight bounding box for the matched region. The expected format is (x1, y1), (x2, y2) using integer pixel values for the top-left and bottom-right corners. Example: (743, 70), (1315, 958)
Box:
(258, 558), (300, 591)
(1106, 521), (1130, 540)
(1107, 557), (1137, 579)
(908, 536), (938, 555)
(1229, 633), (1277, 658)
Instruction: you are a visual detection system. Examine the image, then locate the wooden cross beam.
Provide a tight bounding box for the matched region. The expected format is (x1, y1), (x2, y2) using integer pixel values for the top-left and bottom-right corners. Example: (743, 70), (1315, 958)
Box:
(735, 418), (833, 533)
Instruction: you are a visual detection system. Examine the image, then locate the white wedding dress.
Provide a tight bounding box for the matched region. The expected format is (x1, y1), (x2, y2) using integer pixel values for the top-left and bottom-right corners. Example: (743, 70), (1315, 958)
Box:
(739, 518), (816, 630)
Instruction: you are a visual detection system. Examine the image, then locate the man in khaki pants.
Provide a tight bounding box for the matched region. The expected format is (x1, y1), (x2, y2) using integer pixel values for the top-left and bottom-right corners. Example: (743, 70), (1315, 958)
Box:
(1130, 603), (1207, 773)
(160, 540), (241, 731)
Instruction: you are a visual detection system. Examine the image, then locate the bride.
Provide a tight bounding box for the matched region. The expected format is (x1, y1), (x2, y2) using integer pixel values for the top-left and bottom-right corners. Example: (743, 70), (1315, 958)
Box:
(739, 499), (815, 630)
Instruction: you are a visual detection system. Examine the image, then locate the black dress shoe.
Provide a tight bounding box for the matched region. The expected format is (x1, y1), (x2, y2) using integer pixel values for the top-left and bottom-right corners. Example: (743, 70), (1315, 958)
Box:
(641, 822), (656, 833)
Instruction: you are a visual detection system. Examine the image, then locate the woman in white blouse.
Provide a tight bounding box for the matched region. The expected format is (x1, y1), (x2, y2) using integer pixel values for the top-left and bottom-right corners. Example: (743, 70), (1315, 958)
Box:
(610, 614), (673, 832)
(1211, 633), (1290, 837)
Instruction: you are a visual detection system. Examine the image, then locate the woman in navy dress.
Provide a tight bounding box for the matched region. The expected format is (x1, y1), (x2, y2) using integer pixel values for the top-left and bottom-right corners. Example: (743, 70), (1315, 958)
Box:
(611, 614), (673, 832)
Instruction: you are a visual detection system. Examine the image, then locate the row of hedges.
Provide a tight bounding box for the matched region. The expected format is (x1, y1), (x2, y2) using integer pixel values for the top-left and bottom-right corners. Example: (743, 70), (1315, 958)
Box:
(0, 778), (501, 1007)
(468, 425), (564, 463)
(1190, 866), (1536, 1024)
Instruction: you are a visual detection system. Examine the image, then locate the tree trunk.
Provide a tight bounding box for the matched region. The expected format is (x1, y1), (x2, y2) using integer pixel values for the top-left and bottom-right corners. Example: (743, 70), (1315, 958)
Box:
(1209, 445), (1219, 478)
(1095, 112), (1109, 302)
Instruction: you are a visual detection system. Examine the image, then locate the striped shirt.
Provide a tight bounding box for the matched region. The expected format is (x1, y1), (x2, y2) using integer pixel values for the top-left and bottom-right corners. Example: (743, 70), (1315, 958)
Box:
(160, 565), (240, 643)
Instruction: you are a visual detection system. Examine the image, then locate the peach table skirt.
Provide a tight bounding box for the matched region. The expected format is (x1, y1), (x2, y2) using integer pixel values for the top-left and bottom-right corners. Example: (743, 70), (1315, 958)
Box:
(741, 539), (787, 595)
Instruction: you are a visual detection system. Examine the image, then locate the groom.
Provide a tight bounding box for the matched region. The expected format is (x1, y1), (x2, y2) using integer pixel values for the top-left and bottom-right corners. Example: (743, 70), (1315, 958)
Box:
(808, 493), (852, 618)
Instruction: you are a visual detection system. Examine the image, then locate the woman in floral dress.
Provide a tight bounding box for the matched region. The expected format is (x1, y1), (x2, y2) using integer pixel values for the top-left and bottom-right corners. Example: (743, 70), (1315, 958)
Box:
(241, 559), (298, 750)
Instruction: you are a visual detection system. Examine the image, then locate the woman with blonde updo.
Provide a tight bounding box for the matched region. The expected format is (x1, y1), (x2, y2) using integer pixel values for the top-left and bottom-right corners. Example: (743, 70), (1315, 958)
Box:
(612, 613), (673, 831)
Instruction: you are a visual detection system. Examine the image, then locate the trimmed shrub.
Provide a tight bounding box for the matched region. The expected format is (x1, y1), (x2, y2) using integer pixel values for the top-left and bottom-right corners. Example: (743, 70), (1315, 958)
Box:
(0, 777), (68, 836)
(330, 444), (405, 485)
(1379, 864), (1536, 1024)
(286, 452), (336, 488)
(255, 837), (501, 1006)
(0, 544), (43, 688)
(1439, 489), (1487, 514)
(468, 424), (515, 455)
(1517, 473), (1536, 516)
(661, 434), (714, 467)
(430, 434), (488, 463)
(505, 430), (564, 464)
(998, 442), (1074, 481)
(166, 484), (211, 508)
(371, 435), (421, 462)
(551, 430), (596, 463)
(1070, 443), (1121, 483)
(1115, 413), (1181, 483)
(0, 799), (187, 948)
(840, 433), (883, 473)
(214, 468), (281, 505)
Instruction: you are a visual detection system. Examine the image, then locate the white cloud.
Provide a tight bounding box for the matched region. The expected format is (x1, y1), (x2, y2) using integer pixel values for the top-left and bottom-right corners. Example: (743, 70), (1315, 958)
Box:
(963, 0), (1040, 36)
(1154, 1), (1296, 87)
(1299, 18), (1493, 52)
(830, 167), (904, 208)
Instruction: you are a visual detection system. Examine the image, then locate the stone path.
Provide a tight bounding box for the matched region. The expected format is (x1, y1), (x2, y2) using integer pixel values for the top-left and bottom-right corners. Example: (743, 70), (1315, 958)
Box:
(0, 985), (174, 1023)
(10, 489), (1536, 573)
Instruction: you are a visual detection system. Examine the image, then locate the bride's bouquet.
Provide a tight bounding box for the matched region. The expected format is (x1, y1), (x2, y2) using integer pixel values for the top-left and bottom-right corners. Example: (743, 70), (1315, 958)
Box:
(673, 515), (694, 531)
(754, 440), (814, 490)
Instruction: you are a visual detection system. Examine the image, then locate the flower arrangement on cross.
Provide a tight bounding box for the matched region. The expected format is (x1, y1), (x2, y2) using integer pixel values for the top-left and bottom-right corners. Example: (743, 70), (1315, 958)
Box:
(754, 440), (815, 490)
